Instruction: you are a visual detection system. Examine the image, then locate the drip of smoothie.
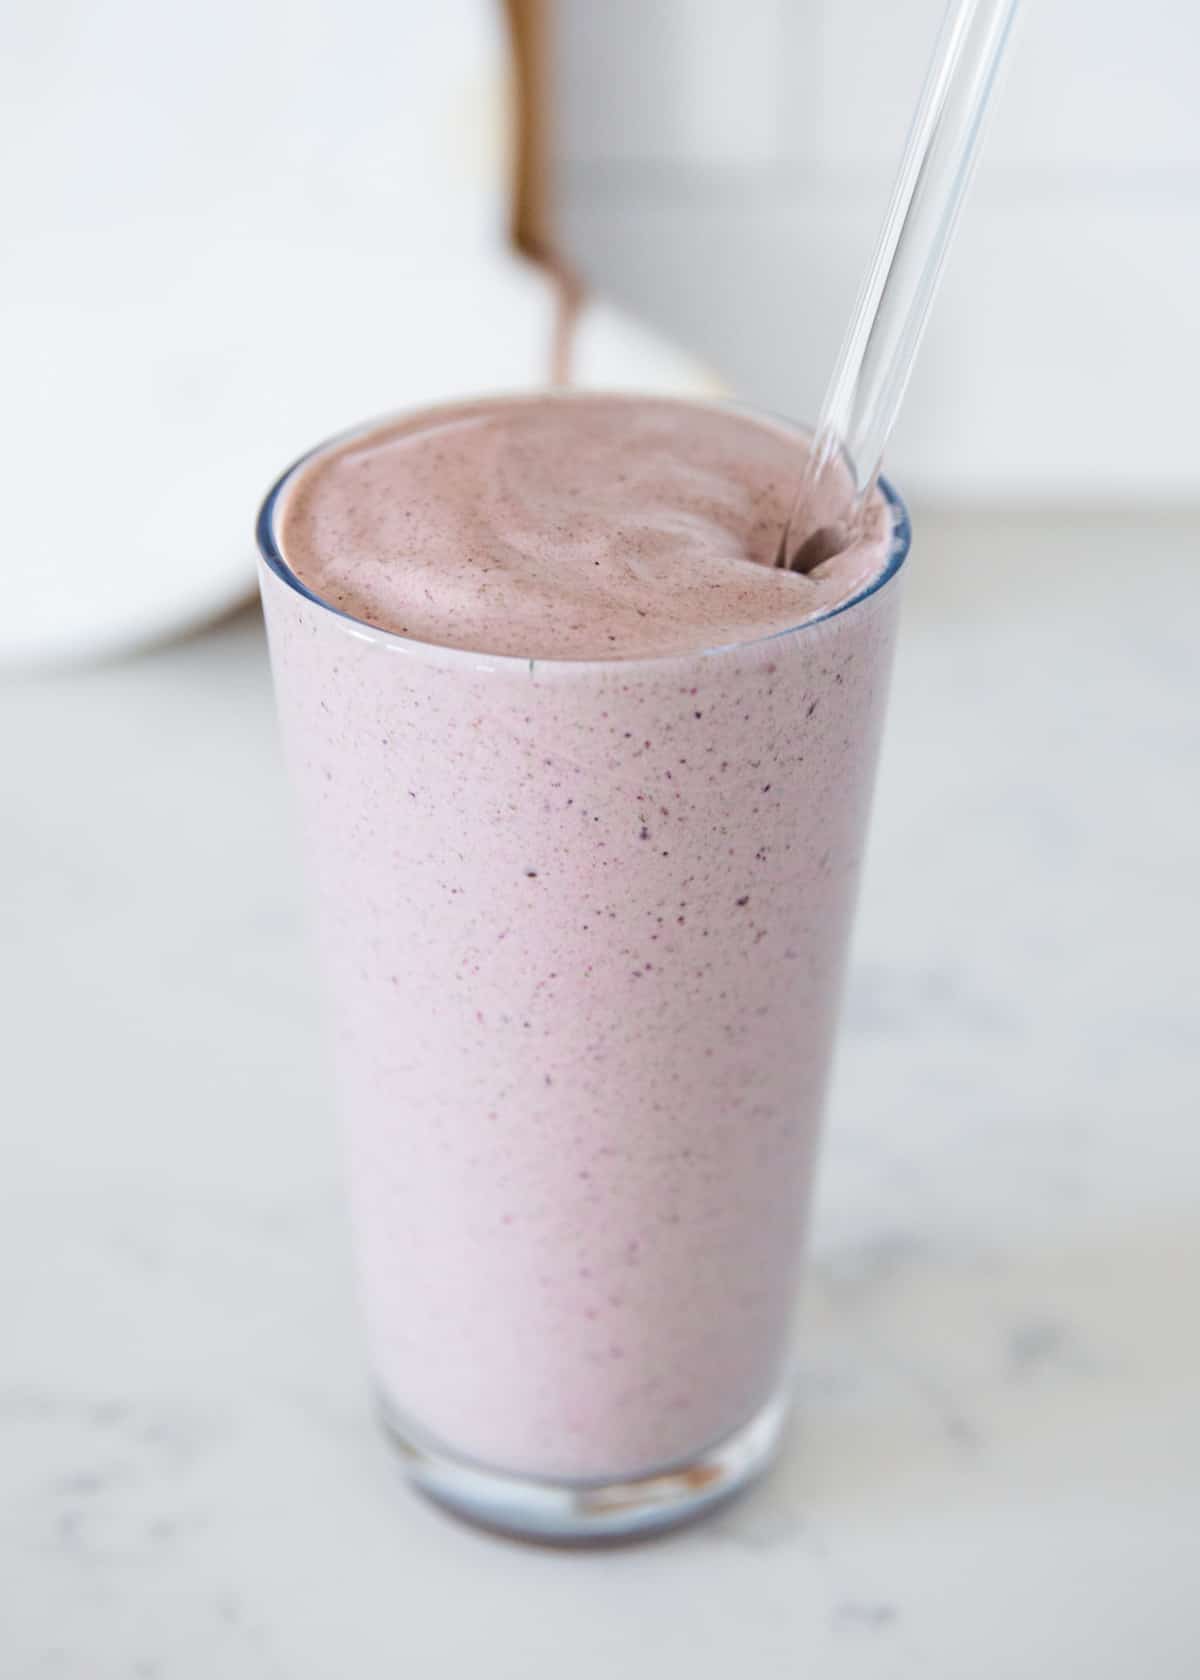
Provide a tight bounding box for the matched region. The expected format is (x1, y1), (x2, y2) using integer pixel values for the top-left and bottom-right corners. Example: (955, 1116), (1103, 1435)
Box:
(277, 395), (889, 660)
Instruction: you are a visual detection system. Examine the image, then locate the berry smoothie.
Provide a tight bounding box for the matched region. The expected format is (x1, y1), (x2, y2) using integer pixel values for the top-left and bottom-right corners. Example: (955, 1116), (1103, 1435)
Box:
(257, 394), (908, 1527)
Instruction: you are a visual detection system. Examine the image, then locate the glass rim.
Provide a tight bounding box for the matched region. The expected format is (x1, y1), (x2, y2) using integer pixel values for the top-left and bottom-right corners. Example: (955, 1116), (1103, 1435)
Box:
(255, 390), (912, 674)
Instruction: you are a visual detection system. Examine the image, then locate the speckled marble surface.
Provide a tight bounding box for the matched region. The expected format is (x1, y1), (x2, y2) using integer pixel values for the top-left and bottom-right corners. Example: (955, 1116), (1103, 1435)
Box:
(3, 509), (1197, 1678)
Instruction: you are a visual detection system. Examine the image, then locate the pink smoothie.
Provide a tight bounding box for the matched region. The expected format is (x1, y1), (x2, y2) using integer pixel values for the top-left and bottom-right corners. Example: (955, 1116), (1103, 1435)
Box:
(259, 394), (906, 1482)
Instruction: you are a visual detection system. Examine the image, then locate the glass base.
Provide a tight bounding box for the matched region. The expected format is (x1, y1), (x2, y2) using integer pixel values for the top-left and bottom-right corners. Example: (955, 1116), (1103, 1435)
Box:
(379, 1391), (788, 1543)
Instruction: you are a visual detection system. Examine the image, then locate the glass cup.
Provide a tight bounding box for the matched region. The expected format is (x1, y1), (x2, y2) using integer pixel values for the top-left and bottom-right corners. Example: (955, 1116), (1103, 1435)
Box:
(256, 394), (910, 1539)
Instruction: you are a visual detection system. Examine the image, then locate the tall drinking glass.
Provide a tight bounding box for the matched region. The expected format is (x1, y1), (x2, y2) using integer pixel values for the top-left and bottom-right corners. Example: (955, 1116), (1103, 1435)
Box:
(256, 394), (910, 1539)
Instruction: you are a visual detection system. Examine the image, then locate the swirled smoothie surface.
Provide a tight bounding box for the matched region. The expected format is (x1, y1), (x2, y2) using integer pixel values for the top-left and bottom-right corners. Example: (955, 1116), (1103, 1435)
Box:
(277, 395), (891, 660)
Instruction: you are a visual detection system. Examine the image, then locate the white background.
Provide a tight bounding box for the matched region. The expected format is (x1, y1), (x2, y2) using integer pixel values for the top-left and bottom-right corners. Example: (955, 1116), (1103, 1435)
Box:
(554, 0), (1200, 500)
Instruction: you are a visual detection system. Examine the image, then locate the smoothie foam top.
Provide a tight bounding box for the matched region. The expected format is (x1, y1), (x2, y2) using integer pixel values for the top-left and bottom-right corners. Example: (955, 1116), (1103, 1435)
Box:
(276, 394), (894, 662)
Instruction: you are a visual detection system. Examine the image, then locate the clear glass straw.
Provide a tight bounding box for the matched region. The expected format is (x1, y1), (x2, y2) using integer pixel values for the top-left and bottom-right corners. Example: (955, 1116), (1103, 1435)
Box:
(779, 0), (1023, 570)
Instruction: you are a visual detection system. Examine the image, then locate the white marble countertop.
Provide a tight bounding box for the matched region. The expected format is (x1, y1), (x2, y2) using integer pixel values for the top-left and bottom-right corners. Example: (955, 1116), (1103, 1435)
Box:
(3, 509), (1198, 1678)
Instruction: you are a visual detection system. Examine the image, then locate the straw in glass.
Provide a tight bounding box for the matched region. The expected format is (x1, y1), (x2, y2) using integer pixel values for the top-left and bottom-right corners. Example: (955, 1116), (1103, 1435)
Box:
(778, 0), (1023, 572)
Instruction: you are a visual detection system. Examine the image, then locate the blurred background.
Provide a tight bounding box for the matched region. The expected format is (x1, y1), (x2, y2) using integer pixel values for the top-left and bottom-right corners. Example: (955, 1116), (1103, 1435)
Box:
(554, 0), (1196, 497)
(554, 0), (1199, 502)
(6, 0), (1198, 667)
(2, 3), (1197, 1677)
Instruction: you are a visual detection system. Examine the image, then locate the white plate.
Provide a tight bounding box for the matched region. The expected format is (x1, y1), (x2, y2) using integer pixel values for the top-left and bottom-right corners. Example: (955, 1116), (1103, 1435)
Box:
(1, 0), (714, 669)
